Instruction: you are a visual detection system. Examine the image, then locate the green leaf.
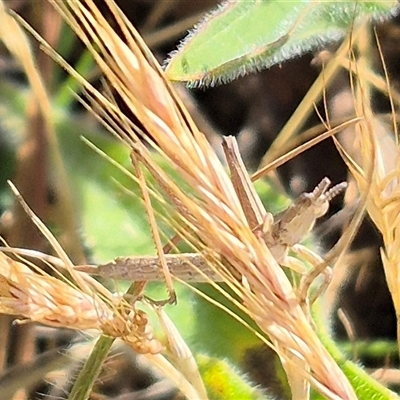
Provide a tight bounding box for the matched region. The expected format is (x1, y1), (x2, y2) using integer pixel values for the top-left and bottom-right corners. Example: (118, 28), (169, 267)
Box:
(165, 0), (399, 87)
(196, 354), (271, 400)
(312, 301), (400, 400)
(190, 284), (262, 362)
(55, 117), (153, 261)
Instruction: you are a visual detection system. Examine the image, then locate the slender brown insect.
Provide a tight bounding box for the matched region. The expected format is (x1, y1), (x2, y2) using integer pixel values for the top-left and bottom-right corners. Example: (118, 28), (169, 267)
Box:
(84, 137), (347, 285)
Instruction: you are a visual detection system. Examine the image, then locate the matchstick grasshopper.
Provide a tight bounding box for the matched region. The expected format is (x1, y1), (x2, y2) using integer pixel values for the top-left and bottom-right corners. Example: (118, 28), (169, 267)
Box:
(88, 136), (346, 305)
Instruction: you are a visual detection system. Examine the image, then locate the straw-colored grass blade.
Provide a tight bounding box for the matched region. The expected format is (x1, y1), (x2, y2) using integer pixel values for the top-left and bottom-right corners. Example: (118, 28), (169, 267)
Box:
(38, 1), (359, 398)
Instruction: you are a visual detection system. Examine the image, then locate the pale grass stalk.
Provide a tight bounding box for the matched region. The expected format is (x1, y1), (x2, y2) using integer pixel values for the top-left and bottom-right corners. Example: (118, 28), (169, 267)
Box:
(0, 188), (205, 399)
(257, 25), (364, 172)
(145, 353), (205, 400)
(0, 245), (206, 399)
(251, 117), (362, 181)
(0, 184), (162, 356)
(333, 134), (400, 385)
(335, 32), (400, 357)
(0, 0), (84, 261)
(155, 308), (208, 399)
(131, 152), (175, 301)
(0, 247), (162, 354)
(38, 1), (359, 398)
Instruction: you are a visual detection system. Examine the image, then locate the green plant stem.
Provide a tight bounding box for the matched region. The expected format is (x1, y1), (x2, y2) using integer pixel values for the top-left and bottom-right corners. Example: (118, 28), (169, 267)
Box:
(68, 335), (114, 400)
(67, 282), (144, 400)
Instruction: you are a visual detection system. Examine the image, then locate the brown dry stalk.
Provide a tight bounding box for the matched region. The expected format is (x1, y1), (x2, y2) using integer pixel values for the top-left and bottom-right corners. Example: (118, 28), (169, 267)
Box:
(36, 1), (358, 398)
(334, 26), (400, 357)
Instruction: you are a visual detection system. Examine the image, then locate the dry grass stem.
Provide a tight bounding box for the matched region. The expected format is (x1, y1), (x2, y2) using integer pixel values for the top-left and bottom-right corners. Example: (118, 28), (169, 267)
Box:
(156, 308), (208, 398)
(326, 25), (400, 362)
(0, 240), (206, 398)
(0, 247), (162, 354)
(35, 1), (361, 398)
(0, 184), (162, 356)
(0, 0), (84, 261)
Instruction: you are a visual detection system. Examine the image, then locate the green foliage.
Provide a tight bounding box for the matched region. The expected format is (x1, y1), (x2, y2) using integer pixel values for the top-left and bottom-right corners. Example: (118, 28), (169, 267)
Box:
(196, 354), (271, 400)
(191, 284), (262, 362)
(166, 0), (398, 87)
(313, 301), (399, 400)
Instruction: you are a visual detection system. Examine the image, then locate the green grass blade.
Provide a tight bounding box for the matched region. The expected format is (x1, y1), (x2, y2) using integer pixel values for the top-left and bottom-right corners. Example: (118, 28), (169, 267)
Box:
(165, 0), (399, 87)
